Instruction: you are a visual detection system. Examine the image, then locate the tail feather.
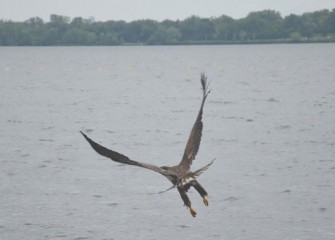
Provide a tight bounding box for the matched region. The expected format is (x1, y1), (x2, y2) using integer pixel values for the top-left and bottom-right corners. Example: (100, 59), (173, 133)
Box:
(158, 185), (175, 194)
(192, 158), (215, 177)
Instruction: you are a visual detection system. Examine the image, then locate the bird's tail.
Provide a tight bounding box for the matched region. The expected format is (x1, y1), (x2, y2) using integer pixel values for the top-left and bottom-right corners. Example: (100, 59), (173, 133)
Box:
(158, 185), (175, 194)
(192, 158), (215, 177)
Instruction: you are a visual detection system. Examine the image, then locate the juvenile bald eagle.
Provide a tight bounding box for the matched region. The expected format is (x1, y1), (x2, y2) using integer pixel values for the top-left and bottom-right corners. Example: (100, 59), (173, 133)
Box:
(81, 73), (214, 217)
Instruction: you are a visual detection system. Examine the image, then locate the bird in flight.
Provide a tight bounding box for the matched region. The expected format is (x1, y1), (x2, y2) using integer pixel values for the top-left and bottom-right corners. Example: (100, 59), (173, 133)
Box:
(81, 73), (214, 217)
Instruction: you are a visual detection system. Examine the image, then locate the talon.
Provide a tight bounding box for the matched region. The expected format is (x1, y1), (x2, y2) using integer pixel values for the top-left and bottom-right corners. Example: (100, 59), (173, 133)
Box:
(189, 207), (197, 217)
(203, 197), (208, 206)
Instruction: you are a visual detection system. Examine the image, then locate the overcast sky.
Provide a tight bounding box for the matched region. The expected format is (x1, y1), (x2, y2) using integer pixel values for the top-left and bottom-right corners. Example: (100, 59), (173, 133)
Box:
(1, 0), (334, 22)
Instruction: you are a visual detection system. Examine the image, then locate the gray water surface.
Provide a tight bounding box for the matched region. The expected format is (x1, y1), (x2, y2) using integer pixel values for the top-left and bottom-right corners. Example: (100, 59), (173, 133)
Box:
(1, 44), (335, 239)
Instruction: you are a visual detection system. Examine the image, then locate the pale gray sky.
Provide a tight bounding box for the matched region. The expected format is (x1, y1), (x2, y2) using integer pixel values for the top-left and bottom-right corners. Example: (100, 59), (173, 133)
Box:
(1, 0), (334, 22)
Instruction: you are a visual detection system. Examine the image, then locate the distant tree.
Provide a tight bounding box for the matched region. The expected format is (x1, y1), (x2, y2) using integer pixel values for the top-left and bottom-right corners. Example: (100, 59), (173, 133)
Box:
(71, 17), (85, 29)
(25, 17), (44, 25)
(283, 10), (333, 38)
(24, 17), (45, 45)
(138, 20), (159, 43)
(161, 19), (180, 29)
(213, 15), (236, 41)
(47, 14), (70, 44)
(99, 32), (122, 45)
(41, 28), (60, 45)
(50, 14), (70, 25)
(0, 21), (31, 45)
(180, 16), (215, 41)
(283, 14), (303, 38)
(326, 9), (335, 33)
(62, 28), (96, 45)
(147, 26), (181, 44)
(308, 10), (330, 35)
(122, 20), (142, 43)
(0, 10), (334, 46)
(238, 10), (283, 40)
(91, 20), (126, 45)
(289, 31), (303, 41)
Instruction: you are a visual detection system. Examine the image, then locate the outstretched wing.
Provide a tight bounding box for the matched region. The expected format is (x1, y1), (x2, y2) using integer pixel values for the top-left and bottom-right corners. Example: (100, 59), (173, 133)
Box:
(178, 73), (211, 175)
(80, 131), (171, 177)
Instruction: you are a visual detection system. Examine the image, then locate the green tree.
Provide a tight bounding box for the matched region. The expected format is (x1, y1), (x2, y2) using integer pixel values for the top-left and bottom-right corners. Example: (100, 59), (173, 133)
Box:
(213, 15), (236, 40)
(24, 17), (45, 45)
(0, 9), (334, 46)
(0, 21), (31, 45)
(289, 31), (302, 41)
(326, 9), (335, 33)
(283, 14), (303, 38)
(123, 20), (142, 43)
(71, 17), (86, 29)
(47, 14), (70, 44)
(147, 26), (181, 44)
(180, 16), (215, 41)
(41, 28), (59, 45)
(238, 10), (283, 40)
(50, 14), (70, 25)
(99, 32), (122, 45)
(138, 20), (159, 43)
(62, 28), (96, 45)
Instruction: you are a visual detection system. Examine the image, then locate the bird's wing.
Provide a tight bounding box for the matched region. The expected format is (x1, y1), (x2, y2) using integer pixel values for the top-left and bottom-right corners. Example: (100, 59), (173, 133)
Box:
(178, 73), (211, 174)
(80, 131), (172, 177)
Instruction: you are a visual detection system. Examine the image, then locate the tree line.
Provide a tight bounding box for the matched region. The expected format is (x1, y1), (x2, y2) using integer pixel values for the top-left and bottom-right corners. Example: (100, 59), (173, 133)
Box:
(0, 9), (334, 46)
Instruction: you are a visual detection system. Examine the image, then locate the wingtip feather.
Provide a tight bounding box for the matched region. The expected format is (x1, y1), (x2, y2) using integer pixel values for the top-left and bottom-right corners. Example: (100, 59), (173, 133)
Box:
(80, 131), (88, 139)
(200, 73), (211, 97)
(201, 73), (207, 90)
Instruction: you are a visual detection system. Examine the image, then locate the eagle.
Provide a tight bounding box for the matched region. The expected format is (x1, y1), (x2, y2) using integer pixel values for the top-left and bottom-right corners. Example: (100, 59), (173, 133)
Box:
(80, 73), (214, 217)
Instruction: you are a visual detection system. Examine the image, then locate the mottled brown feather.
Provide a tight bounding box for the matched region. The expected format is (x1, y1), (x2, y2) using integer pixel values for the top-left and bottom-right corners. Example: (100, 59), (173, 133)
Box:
(80, 131), (172, 177)
(178, 73), (210, 175)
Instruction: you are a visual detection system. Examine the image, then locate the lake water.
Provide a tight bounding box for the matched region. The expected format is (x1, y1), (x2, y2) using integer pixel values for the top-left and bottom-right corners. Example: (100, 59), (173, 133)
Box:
(1, 44), (335, 240)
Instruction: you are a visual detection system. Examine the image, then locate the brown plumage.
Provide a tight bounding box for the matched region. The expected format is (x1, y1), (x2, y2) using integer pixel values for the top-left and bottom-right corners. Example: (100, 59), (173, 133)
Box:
(80, 73), (214, 217)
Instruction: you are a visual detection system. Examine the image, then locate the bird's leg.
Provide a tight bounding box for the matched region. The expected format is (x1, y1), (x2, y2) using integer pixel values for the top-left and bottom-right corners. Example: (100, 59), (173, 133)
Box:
(192, 181), (209, 206)
(203, 196), (209, 206)
(177, 187), (197, 217)
(189, 207), (197, 217)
